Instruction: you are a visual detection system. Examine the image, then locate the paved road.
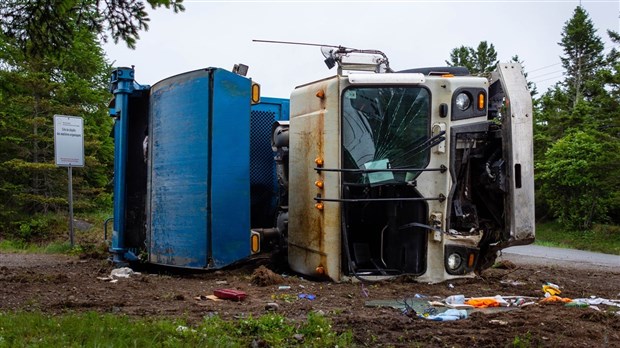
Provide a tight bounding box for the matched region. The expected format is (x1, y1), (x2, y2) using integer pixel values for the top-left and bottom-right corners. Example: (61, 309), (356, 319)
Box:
(500, 245), (620, 271)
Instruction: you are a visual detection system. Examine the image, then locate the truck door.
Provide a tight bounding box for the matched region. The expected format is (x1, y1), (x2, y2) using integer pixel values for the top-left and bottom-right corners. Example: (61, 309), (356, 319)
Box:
(491, 63), (535, 244)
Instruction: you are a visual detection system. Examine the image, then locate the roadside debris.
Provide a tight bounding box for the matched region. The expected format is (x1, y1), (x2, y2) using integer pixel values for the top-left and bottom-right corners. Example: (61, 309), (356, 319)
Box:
(424, 309), (468, 321)
(365, 284), (620, 321)
(542, 282), (561, 297)
(572, 297), (620, 308)
(361, 283), (369, 297)
(500, 280), (527, 286)
(97, 267), (140, 281)
(298, 293), (316, 300)
(213, 289), (247, 301)
(265, 302), (280, 311)
(540, 295), (572, 304)
(110, 267), (139, 278)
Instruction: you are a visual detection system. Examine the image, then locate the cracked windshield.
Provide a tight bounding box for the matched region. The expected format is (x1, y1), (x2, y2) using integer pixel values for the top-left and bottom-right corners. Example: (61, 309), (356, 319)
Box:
(342, 87), (430, 184)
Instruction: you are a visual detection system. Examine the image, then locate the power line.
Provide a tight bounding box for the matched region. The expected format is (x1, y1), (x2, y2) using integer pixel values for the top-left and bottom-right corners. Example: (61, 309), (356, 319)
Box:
(532, 74), (566, 84)
(529, 69), (566, 79)
(528, 62), (562, 73)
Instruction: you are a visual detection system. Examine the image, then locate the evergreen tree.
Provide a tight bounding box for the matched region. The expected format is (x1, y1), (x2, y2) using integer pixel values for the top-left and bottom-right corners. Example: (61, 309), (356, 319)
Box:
(446, 46), (475, 72)
(559, 6), (605, 107)
(446, 41), (498, 75)
(535, 8), (620, 228)
(0, 28), (112, 239)
(0, 0), (184, 55)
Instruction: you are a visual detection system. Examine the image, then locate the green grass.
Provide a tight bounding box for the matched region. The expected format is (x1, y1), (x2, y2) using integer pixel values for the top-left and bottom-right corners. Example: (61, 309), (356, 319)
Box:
(0, 210), (111, 256)
(535, 221), (620, 255)
(0, 240), (75, 254)
(3, 210), (619, 257)
(0, 311), (352, 348)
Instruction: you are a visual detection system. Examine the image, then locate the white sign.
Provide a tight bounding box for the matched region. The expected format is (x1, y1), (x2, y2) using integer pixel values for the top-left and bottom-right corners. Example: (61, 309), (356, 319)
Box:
(54, 115), (84, 167)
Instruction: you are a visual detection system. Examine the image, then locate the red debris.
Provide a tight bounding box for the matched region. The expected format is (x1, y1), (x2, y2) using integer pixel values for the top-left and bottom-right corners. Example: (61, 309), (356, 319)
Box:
(213, 289), (247, 301)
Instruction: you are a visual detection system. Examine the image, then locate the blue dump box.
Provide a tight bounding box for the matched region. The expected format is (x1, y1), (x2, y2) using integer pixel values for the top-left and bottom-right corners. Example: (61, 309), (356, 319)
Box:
(109, 67), (289, 269)
(148, 68), (252, 268)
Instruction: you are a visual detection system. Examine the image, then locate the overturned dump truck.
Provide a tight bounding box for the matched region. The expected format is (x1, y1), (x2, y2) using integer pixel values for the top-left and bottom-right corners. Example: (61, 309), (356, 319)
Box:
(108, 48), (534, 283)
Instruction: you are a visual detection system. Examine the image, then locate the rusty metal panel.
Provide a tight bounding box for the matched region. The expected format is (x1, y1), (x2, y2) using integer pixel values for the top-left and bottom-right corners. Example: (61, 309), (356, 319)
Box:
(288, 77), (342, 280)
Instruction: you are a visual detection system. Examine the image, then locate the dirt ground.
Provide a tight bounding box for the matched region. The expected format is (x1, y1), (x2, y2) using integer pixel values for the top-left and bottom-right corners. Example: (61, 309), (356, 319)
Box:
(1, 252), (619, 347)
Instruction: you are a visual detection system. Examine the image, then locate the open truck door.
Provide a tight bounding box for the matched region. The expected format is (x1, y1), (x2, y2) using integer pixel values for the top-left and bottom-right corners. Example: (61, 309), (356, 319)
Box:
(490, 64), (535, 246)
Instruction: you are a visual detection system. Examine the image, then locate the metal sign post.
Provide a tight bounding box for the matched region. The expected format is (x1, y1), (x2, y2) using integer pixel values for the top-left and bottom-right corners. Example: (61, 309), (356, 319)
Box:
(54, 115), (84, 247)
(68, 165), (74, 246)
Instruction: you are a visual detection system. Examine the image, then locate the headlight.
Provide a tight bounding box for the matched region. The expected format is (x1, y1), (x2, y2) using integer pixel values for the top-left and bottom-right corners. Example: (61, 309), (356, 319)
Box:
(447, 253), (462, 270)
(455, 93), (471, 111)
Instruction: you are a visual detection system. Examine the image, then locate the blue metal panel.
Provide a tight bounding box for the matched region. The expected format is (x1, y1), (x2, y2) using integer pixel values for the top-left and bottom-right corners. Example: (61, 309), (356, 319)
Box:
(210, 69), (252, 267)
(249, 98), (290, 227)
(149, 69), (211, 268)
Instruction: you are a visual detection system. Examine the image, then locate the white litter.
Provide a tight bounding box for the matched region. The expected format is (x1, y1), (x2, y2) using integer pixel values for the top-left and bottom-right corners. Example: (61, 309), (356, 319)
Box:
(110, 267), (139, 278)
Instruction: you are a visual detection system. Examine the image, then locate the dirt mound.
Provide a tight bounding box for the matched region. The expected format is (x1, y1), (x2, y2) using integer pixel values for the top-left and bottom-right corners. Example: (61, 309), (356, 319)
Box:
(250, 265), (284, 286)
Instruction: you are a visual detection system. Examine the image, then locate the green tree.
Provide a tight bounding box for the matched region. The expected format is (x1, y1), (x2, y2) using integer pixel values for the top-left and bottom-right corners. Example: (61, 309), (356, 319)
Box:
(0, 28), (113, 239)
(446, 41), (498, 75)
(0, 0), (184, 55)
(535, 7), (620, 228)
(538, 130), (619, 229)
(559, 6), (605, 107)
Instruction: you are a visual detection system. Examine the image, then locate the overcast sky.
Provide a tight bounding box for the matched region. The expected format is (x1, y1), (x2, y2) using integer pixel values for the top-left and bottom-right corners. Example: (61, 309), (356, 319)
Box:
(104, 0), (619, 98)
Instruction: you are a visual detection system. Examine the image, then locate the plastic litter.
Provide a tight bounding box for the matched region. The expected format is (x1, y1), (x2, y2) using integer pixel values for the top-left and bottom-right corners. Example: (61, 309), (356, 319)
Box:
(361, 283), (369, 298)
(298, 293), (316, 300)
(278, 285), (291, 290)
(466, 298), (500, 308)
(445, 294), (465, 305)
(539, 295), (572, 304)
(465, 295), (508, 308)
(542, 282), (561, 297)
(422, 309), (468, 321)
(110, 267), (139, 278)
(500, 280), (526, 286)
(572, 297), (620, 308)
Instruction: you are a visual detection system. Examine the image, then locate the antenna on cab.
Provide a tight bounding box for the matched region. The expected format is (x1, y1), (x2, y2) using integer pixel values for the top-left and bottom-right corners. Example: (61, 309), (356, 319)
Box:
(253, 39), (393, 74)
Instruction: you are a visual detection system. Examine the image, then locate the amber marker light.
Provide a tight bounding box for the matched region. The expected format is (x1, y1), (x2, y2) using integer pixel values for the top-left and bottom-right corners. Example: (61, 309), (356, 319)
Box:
(315, 180), (324, 189)
(478, 92), (485, 110)
(250, 232), (260, 254)
(251, 82), (261, 104)
(315, 202), (324, 210)
(314, 157), (324, 167)
(468, 253), (476, 268)
(316, 89), (325, 99)
(316, 265), (325, 275)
